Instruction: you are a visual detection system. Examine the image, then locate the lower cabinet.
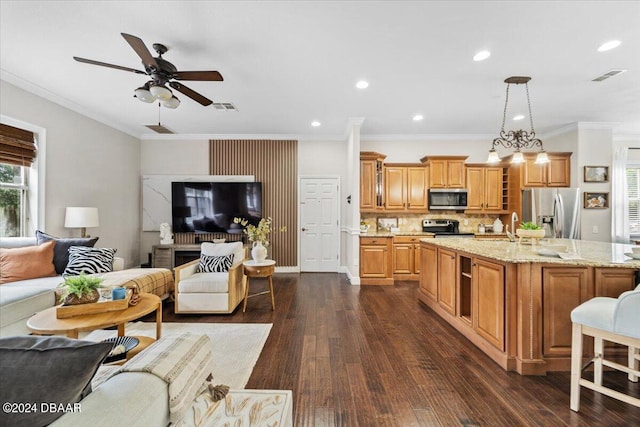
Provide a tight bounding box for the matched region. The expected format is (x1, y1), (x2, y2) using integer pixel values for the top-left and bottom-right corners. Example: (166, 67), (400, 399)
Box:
(392, 236), (422, 280)
(473, 258), (505, 351)
(359, 237), (393, 285)
(419, 243), (437, 301)
(437, 248), (457, 315)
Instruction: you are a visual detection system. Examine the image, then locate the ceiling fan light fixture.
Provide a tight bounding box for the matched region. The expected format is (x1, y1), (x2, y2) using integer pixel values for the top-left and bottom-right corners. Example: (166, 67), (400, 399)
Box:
(162, 95), (180, 109)
(134, 82), (156, 103)
(150, 84), (173, 101)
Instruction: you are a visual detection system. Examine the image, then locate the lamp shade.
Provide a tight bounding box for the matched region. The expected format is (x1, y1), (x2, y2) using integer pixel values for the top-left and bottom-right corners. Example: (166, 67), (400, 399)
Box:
(64, 207), (99, 228)
(149, 84), (173, 101)
(162, 95), (180, 109)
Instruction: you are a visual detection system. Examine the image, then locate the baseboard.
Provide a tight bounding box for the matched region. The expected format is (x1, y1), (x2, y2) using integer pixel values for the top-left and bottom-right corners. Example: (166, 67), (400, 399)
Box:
(275, 266), (300, 273)
(340, 266), (361, 285)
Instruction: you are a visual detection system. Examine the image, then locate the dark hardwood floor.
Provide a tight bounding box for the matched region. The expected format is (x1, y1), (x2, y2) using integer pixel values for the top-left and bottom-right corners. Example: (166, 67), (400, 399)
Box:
(154, 273), (640, 426)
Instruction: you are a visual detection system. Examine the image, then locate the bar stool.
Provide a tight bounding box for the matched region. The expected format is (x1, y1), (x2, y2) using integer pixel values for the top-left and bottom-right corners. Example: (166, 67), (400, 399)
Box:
(570, 285), (640, 411)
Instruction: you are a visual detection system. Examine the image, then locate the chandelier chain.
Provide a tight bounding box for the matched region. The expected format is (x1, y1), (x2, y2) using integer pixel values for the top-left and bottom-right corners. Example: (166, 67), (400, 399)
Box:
(501, 83), (510, 131)
(525, 82), (535, 133)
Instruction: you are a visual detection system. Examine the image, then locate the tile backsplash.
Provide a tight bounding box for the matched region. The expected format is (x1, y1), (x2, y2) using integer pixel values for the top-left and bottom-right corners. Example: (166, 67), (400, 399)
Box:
(361, 212), (501, 234)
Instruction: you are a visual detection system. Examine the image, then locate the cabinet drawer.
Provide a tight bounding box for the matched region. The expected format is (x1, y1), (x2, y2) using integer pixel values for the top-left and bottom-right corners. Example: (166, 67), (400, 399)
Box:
(360, 237), (391, 245)
(393, 235), (422, 244)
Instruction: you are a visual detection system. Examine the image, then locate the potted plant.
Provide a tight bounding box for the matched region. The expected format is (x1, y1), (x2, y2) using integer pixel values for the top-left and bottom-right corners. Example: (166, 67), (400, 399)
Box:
(58, 273), (104, 305)
(233, 217), (287, 262)
(516, 221), (546, 239)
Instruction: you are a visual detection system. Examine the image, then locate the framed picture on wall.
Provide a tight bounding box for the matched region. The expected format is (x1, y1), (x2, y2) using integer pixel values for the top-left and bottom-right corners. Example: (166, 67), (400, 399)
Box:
(584, 192), (609, 209)
(584, 166), (609, 182)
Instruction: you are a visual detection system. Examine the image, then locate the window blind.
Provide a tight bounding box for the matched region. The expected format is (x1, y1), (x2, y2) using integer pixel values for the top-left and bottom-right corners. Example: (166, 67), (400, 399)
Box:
(627, 167), (640, 234)
(0, 123), (36, 167)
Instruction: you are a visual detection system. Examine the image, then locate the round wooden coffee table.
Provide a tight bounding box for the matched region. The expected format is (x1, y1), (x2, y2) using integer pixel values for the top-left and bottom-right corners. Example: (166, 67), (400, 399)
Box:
(27, 293), (162, 341)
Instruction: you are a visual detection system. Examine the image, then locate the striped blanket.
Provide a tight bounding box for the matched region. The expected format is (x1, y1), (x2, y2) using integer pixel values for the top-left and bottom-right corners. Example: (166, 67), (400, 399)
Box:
(118, 333), (216, 423)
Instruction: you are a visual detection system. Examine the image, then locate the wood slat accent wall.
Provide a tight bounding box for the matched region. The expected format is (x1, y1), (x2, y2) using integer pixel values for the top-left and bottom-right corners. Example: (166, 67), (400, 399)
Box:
(208, 139), (298, 266)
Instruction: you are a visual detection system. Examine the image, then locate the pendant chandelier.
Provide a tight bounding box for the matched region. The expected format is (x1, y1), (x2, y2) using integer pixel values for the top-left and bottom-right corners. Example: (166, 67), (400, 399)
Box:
(487, 76), (549, 165)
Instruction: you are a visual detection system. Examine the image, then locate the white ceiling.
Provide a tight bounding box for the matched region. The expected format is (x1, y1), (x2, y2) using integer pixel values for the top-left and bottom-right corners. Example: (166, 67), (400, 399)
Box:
(1, 1), (639, 139)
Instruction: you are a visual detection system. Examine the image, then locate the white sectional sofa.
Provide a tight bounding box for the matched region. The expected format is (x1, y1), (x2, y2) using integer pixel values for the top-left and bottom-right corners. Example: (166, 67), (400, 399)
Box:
(0, 237), (172, 336)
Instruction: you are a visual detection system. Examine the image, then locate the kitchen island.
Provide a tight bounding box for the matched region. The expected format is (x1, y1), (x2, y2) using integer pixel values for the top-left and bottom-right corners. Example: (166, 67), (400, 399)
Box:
(417, 238), (639, 375)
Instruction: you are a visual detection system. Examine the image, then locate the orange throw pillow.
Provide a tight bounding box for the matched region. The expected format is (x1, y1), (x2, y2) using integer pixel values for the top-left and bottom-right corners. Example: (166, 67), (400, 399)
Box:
(0, 241), (57, 284)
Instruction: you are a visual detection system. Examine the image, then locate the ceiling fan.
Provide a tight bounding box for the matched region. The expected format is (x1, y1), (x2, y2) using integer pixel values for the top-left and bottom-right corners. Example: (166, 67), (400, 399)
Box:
(73, 33), (223, 108)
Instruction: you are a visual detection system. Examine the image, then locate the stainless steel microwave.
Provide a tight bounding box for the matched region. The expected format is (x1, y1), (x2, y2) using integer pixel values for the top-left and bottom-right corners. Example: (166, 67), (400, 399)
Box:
(428, 188), (468, 210)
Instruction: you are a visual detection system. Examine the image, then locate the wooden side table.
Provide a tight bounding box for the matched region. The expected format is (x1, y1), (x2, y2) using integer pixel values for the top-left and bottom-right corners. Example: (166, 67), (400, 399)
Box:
(242, 260), (276, 312)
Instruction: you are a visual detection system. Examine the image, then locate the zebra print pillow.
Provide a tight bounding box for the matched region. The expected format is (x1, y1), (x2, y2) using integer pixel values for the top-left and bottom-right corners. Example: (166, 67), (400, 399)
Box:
(196, 254), (234, 273)
(63, 246), (117, 276)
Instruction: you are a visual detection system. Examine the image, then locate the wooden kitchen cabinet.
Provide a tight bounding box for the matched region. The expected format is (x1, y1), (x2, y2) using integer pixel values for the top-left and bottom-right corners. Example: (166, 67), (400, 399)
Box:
(392, 236), (422, 280)
(360, 236), (393, 285)
(384, 164), (428, 211)
(542, 267), (591, 358)
(360, 152), (386, 211)
(512, 152), (571, 188)
(466, 165), (508, 213)
(437, 248), (457, 315)
(421, 156), (467, 188)
(473, 258), (505, 351)
(419, 243), (438, 301)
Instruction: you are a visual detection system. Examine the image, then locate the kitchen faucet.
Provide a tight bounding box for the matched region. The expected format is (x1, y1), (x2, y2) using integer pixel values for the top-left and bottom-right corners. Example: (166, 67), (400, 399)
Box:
(511, 212), (519, 234)
(505, 212), (519, 242)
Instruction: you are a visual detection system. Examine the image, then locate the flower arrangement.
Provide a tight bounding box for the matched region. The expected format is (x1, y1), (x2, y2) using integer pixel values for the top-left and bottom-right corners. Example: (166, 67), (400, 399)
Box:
(233, 217), (287, 246)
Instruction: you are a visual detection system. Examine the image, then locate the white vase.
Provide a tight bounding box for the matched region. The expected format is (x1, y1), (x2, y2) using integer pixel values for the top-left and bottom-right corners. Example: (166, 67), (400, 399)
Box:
(251, 241), (268, 262)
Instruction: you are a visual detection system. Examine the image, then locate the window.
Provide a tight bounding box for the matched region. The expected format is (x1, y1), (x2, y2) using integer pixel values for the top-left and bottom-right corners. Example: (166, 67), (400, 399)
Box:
(627, 166), (640, 236)
(0, 163), (28, 236)
(0, 122), (40, 237)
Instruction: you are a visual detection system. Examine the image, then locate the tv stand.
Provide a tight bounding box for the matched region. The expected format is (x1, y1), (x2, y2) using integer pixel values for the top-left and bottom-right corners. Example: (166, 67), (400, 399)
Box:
(152, 244), (201, 269)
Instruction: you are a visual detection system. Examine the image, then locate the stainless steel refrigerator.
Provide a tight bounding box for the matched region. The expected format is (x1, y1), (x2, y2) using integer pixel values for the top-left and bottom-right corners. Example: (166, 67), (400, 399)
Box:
(522, 188), (581, 239)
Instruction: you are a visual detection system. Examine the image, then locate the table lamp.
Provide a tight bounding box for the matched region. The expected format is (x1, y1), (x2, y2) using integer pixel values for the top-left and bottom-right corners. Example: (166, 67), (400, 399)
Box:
(64, 207), (99, 238)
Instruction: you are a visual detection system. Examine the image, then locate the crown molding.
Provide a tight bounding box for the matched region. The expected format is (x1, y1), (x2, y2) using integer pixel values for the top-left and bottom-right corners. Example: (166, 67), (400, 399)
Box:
(577, 121), (620, 131)
(361, 133), (493, 142)
(1, 71), (141, 138)
(138, 133), (346, 141)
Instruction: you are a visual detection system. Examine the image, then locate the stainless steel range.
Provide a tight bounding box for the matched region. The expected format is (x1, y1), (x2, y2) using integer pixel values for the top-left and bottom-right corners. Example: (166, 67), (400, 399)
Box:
(422, 219), (475, 238)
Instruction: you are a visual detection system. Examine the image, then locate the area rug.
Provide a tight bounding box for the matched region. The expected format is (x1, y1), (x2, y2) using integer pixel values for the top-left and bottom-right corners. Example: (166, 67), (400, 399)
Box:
(83, 322), (272, 388)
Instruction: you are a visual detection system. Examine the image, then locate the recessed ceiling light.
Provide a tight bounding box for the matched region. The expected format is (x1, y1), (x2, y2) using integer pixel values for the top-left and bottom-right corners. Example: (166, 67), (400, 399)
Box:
(311, 121), (321, 127)
(473, 50), (491, 61)
(598, 40), (621, 52)
(413, 114), (424, 121)
(356, 80), (369, 89)
(513, 114), (525, 121)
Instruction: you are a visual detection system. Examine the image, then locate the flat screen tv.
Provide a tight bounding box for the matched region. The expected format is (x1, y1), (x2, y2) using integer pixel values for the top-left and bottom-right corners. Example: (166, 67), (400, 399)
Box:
(171, 182), (262, 233)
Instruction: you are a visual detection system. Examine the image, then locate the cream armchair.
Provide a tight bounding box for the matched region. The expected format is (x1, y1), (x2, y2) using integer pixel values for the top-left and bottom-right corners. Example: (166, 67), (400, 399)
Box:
(174, 242), (247, 314)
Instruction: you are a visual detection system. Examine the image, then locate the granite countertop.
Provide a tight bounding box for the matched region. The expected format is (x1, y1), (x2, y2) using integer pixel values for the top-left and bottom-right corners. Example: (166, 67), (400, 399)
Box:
(419, 238), (640, 268)
(360, 231), (436, 237)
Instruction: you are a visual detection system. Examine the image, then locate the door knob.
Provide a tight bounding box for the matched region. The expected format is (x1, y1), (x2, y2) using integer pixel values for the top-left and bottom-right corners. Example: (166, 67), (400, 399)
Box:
(301, 227), (307, 231)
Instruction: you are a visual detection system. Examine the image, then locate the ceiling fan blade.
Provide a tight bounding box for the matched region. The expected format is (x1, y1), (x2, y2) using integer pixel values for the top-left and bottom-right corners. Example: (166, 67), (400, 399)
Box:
(121, 33), (158, 70)
(169, 81), (213, 106)
(73, 57), (147, 75)
(173, 71), (224, 81)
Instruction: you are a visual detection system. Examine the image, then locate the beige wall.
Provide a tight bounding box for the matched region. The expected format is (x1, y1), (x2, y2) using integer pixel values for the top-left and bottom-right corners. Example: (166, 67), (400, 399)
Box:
(1, 80), (141, 266)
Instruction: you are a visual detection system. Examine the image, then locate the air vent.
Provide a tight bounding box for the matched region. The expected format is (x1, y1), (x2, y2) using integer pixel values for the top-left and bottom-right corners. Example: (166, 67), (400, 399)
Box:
(212, 102), (237, 111)
(145, 124), (174, 134)
(592, 69), (627, 82)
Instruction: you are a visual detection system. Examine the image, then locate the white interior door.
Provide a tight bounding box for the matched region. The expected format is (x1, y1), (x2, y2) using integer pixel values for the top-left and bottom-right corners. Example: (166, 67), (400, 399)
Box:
(300, 177), (339, 272)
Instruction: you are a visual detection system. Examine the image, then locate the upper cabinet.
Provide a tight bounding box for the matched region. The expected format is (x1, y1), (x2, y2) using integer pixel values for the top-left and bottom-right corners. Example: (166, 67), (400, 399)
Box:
(360, 152), (386, 211)
(421, 156), (468, 188)
(508, 152), (572, 188)
(384, 164), (429, 211)
(466, 165), (508, 213)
